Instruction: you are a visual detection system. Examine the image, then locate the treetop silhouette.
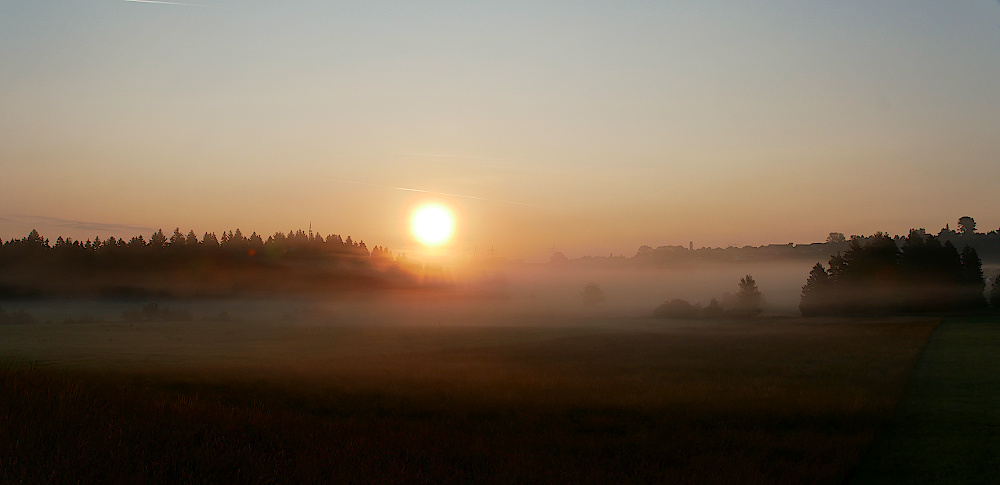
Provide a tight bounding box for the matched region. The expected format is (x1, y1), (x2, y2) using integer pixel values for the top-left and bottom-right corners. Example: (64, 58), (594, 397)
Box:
(0, 227), (412, 298)
(800, 231), (987, 315)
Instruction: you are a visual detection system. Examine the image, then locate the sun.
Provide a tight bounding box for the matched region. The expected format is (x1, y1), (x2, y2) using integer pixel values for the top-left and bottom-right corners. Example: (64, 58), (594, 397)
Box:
(410, 203), (456, 247)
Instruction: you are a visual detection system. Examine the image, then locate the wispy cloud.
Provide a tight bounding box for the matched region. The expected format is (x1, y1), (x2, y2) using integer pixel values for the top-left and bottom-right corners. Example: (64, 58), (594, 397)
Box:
(4, 215), (158, 235)
(124, 0), (213, 8)
(405, 153), (569, 177)
(323, 179), (535, 207)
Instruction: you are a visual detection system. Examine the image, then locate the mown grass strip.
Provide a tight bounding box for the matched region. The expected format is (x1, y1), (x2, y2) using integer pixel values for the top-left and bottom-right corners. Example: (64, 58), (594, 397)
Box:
(851, 316), (1000, 484)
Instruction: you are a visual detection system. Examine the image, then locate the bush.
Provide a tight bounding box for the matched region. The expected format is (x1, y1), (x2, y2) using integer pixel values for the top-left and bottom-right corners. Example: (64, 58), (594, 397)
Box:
(652, 299), (701, 319)
(582, 282), (605, 306)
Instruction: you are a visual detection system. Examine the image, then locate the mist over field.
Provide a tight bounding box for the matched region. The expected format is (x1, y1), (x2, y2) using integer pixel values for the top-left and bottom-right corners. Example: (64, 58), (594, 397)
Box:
(0, 256), (864, 393)
(490, 260), (819, 313)
(3, 241), (998, 482)
(4, 0), (1000, 480)
(0, 293), (941, 483)
(0, 257), (816, 324)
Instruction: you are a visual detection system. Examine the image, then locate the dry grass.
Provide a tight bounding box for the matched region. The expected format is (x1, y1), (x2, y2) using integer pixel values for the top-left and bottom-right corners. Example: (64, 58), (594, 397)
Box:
(1, 316), (937, 483)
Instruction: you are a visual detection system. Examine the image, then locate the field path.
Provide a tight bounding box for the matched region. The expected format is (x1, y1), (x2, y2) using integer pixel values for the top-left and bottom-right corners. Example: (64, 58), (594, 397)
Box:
(851, 317), (1000, 484)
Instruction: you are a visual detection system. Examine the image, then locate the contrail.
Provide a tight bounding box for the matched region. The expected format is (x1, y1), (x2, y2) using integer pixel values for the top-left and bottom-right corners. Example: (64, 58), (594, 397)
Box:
(124, 0), (211, 7)
(323, 179), (535, 207)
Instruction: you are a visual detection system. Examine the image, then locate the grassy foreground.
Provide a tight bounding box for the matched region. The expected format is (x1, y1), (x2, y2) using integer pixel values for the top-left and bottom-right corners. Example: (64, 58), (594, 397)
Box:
(1, 316), (936, 483)
(851, 316), (1000, 484)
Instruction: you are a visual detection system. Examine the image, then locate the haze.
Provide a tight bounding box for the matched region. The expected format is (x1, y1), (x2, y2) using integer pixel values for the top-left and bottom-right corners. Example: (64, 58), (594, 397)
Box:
(3, 1), (1000, 260)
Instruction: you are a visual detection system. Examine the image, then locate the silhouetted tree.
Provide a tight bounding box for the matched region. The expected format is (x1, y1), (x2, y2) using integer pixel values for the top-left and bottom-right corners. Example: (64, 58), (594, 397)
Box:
(703, 297), (724, 318)
(249, 232), (264, 249)
(23, 229), (48, 247)
(202, 232), (220, 247)
(801, 231), (994, 315)
(899, 229), (927, 271)
(827, 252), (847, 286)
(849, 233), (900, 284)
(991, 273), (1000, 310)
(799, 263), (831, 316)
(959, 245), (986, 309)
(942, 241), (963, 281)
(168, 228), (184, 247)
(826, 232), (847, 244)
(0, 226), (407, 298)
(958, 216), (976, 236)
(582, 282), (605, 306)
(149, 229), (167, 248)
(735, 274), (763, 317)
(549, 252), (568, 265)
(634, 245), (654, 258)
(653, 299), (700, 319)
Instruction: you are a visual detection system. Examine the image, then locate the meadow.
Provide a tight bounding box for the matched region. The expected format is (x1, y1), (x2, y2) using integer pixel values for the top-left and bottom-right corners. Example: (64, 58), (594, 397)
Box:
(1, 299), (938, 483)
(851, 317), (1000, 484)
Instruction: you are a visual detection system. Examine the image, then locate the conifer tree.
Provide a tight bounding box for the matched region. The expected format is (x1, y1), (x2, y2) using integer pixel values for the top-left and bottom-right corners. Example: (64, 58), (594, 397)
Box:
(149, 229), (167, 248)
(800, 263), (831, 316)
(959, 246), (986, 309)
(736, 274), (763, 317)
(991, 274), (1000, 310)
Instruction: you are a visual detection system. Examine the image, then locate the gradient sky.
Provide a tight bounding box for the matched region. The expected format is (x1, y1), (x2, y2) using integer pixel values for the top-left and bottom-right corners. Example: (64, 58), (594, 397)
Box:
(2, 1), (999, 260)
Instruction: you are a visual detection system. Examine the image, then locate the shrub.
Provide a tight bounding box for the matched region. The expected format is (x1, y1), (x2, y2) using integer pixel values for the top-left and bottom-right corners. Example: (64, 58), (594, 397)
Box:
(652, 299), (700, 319)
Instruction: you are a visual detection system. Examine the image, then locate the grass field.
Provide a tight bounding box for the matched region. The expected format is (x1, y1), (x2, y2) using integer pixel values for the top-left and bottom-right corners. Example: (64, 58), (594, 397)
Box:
(1, 309), (937, 483)
(851, 316), (1000, 484)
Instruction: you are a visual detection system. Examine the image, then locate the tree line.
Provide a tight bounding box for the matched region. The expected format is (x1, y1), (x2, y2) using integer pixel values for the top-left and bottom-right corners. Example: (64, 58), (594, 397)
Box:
(557, 216), (1000, 268)
(0, 228), (412, 297)
(799, 230), (997, 316)
(4, 227), (384, 259)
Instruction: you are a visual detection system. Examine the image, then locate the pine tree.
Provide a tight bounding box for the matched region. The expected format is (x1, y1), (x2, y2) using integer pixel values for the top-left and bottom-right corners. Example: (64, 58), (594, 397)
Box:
(959, 246), (986, 309)
(149, 229), (167, 248)
(800, 263), (831, 316)
(169, 227), (185, 246)
(202, 232), (220, 247)
(703, 297), (724, 318)
(736, 274), (763, 317)
(991, 274), (1000, 310)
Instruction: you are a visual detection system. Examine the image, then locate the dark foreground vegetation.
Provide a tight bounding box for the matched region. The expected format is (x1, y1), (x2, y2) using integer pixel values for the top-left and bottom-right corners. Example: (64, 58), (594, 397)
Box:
(852, 317), (1000, 484)
(1, 317), (935, 484)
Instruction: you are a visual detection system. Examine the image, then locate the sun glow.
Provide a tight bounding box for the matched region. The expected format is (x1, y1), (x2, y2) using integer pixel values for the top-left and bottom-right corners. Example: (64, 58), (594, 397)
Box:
(410, 203), (456, 247)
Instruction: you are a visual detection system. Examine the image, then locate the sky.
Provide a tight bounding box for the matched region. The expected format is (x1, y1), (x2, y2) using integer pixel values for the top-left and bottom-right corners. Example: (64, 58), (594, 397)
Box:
(2, 1), (999, 261)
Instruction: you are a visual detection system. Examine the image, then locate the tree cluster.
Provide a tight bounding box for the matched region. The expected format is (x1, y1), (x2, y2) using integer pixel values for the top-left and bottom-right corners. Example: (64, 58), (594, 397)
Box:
(653, 274), (762, 319)
(800, 231), (988, 316)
